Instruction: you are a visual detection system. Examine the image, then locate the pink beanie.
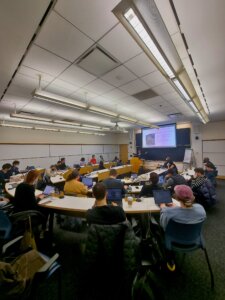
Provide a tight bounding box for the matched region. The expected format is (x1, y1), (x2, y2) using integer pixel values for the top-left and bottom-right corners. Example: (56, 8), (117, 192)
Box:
(174, 185), (194, 201)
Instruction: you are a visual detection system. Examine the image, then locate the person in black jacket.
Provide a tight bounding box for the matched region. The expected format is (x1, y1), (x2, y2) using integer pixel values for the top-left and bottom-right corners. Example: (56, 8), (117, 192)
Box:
(14, 169), (44, 212)
(163, 169), (187, 192)
(86, 183), (126, 225)
(139, 172), (162, 197)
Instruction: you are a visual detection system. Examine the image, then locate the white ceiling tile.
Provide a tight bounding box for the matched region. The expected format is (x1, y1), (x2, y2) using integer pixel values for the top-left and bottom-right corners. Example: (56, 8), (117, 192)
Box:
(35, 11), (93, 62)
(152, 82), (175, 95)
(84, 79), (114, 95)
(141, 71), (167, 87)
(58, 65), (96, 87)
(19, 65), (54, 83)
(142, 96), (165, 106)
(70, 88), (98, 102)
(162, 92), (181, 101)
(103, 89), (128, 101)
(99, 24), (142, 63)
(124, 53), (156, 77)
(22, 99), (51, 113)
(23, 45), (70, 76)
(119, 79), (149, 95)
(5, 84), (33, 99)
(45, 82), (78, 97)
(12, 73), (49, 92)
(55, 0), (120, 41)
(1, 95), (30, 110)
(46, 79), (79, 93)
(101, 65), (137, 87)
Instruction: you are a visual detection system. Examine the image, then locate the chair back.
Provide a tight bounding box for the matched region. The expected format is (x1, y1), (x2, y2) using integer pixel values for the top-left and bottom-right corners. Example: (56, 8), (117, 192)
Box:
(0, 211), (12, 241)
(165, 220), (205, 251)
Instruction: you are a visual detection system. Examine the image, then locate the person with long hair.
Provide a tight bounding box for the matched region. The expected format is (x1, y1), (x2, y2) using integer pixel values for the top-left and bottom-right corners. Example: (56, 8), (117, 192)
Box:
(14, 169), (44, 212)
(139, 172), (162, 197)
(64, 170), (88, 197)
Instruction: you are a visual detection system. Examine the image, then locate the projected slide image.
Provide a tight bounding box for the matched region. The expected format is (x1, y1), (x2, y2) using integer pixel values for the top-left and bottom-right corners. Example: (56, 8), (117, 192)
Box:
(142, 124), (176, 148)
(146, 133), (155, 146)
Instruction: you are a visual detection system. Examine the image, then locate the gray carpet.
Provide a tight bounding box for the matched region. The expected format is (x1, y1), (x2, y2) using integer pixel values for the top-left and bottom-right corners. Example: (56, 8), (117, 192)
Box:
(41, 180), (225, 300)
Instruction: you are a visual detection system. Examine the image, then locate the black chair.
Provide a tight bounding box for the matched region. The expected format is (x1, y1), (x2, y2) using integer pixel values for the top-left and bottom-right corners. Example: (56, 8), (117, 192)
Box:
(164, 220), (214, 289)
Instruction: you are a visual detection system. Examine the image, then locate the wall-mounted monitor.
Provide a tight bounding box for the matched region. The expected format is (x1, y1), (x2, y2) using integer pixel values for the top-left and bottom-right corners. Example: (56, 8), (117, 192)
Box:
(142, 124), (176, 148)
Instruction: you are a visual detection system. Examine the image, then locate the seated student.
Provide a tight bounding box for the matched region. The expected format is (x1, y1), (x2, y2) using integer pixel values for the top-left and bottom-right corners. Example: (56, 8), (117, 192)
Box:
(58, 157), (68, 170)
(163, 169), (187, 192)
(45, 165), (58, 181)
(10, 160), (20, 175)
(102, 169), (126, 197)
(64, 170), (88, 197)
(203, 158), (217, 186)
(79, 157), (86, 166)
(14, 170), (45, 212)
(89, 154), (97, 165)
(86, 183), (126, 225)
(99, 155), (104, 163)
(0, 163), (12, 184)
(163, 157), (178, 175)
(139, 172), (162, 197)
(190, 167), (216, 208)
(203, 157), (216, 170)
(56, 160), (62, 170)
(112, 156), (119, 163)
(160, 185), (206, 231)
(98, 160), (105, 170)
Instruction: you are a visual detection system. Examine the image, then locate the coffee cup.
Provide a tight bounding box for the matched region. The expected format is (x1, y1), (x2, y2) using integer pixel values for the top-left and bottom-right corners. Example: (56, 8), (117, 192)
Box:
(127, 196), (133, 206)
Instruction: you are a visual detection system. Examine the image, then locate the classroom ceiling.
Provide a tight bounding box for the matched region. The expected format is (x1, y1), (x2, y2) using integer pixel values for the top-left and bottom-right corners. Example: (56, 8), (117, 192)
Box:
(0, 0), (225, 131)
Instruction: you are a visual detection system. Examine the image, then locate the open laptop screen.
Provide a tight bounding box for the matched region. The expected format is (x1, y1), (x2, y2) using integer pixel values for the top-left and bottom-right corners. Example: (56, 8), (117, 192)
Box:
(153, 190), (172, 205)
(106, 188), (122, 202)
(43, 185), (55, 195)
(82, 177), (93, 188)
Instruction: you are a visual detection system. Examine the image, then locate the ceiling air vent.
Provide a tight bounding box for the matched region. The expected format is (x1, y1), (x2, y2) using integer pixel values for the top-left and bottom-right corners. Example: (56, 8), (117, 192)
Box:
(132, 88), (158, 100)
(168, 113), (183, 119)
(77, 45), (119, 76)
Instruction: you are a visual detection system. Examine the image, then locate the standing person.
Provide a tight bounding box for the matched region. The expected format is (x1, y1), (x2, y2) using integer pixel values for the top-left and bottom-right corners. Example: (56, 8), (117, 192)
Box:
(203, 158), (217, 186)
(99, 155), (104, 163)
(80, 157), (86, 166)
(90, 155), (97, 165)
(163, 169), (187, 193)
(139, 172), (162, 197)
(64, 170), (88, 197)
(14, 170), (44, 212)
(86, 183), (126, 225)
(10, 160), (20, 175)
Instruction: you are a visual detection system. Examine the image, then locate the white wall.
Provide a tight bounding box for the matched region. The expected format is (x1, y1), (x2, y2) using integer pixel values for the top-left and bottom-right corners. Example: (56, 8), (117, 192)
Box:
(0, 127), (129, 169)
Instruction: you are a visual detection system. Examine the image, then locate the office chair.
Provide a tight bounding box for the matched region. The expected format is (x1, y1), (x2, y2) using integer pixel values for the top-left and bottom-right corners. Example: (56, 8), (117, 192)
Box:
(0, 210), (12, 253)
(1, 236), (61, 300)
(164, 220), (214, 289)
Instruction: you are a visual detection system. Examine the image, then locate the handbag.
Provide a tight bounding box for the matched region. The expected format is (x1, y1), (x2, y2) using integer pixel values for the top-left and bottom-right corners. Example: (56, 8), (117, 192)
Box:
(20, 216), (37, 252)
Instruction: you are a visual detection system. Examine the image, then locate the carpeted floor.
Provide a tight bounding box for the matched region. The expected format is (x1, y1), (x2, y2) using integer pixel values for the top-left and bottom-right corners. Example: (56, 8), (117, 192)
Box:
(41, 180), (225, 300)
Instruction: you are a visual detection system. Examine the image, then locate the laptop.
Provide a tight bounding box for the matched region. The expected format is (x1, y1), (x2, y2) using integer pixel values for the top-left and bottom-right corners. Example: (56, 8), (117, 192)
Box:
(43, 185), (55, 195)
(153, 190), (172, 205)
(131, 173), (138, 179)
(82, 177), (93, 188)
(107, 188), (122, 204)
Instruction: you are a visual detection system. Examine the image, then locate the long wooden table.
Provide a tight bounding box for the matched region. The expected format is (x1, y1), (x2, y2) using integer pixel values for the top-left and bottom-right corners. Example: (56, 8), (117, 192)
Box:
(5, 182), (43, 198)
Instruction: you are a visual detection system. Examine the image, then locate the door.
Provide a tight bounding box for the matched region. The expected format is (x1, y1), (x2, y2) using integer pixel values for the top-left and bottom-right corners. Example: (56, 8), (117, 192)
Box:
(120, 144), (128, 163)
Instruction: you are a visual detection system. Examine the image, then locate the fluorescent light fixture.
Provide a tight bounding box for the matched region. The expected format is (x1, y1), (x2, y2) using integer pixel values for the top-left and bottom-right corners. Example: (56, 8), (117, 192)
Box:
(196, 112), (206, 124)
(33, 89), (87, 109)
(124, 8), (175, 78)
(102, 127), (111, 131)
(119, 115), (137, 123)
(138, 121), (159, 128)
(173, 78), (191, 101)
(189, 101), (199, 113)
(10, 113), (52, 122)
(54, 120), (81, 126)
(35, 127), (59, 132)
(79, 131), (93, 135)
(60, 129), (78, 133)
(82, 124), (101, 129)
(94, 133), (106, 136)
(88, 106), (118, 117)
(0, 123), (33, 129)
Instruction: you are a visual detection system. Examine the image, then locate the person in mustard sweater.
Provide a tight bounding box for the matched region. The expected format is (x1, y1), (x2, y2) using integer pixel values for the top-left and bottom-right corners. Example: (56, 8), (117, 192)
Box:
(64, 169), (88, 197)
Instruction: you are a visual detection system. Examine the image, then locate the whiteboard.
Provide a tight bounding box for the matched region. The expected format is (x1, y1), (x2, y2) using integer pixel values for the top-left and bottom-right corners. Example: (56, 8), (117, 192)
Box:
(183, 149), (192, 163)
(81, 145), (103, 155)
(103, 145), (118, 153)
(49, 145), (82, 156)
(203, 140), (225, 153)
(0, 145), (49, 159)
(203, 140), (225, 175)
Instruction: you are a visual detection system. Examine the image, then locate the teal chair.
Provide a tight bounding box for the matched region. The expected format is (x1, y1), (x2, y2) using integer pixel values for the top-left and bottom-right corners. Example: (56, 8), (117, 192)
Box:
(165, 220), (214, 289)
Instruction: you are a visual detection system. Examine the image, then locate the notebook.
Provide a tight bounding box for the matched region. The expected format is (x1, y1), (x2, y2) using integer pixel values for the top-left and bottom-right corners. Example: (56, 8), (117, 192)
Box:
(82, 177), (93, 188)
(153, 190), (172, 205)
